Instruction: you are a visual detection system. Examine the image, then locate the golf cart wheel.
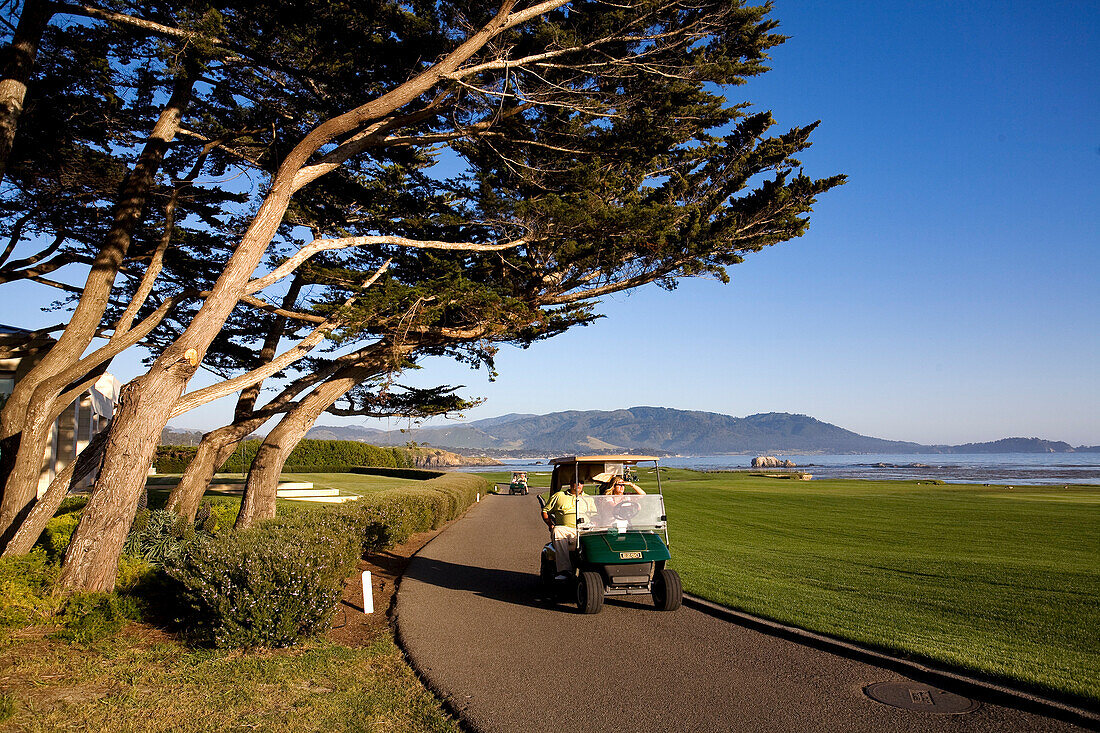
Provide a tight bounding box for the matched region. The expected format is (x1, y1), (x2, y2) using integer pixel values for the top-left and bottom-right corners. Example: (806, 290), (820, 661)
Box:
(576, 571), (605, 614)
(652, 568), (682, 611)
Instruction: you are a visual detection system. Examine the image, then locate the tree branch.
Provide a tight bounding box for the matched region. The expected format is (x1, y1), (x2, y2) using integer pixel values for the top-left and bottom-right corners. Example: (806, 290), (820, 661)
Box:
(247, 236), (526, 294)
(170, 259), (392, 417)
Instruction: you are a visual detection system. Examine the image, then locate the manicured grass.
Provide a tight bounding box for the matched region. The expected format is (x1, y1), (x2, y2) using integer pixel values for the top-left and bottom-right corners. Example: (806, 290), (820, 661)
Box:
(0, 630), (458, 732)
(146, 472), (426, 495)
(3, 470), (483, 730)
(651, 470), (1099, 702)
(281, 472), (427, 495)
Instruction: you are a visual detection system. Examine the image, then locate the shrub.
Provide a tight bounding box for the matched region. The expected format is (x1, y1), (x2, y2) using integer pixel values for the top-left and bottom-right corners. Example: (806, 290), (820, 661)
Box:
(0, 550), (63, 628)
(123, 509), (199, 565)
(157, 439), (419, 473)
(201, 498), (240, 534)
(36, 512), (81, 561)
(52, 592), (139, 644)
(161, 470), (489, 649)
(165, 527), (352, 649)
(154, 445), (200, 473)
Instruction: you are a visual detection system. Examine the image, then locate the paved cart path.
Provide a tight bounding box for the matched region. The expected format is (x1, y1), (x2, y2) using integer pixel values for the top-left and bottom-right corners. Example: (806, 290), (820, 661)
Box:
(395, 494), (1087, 733)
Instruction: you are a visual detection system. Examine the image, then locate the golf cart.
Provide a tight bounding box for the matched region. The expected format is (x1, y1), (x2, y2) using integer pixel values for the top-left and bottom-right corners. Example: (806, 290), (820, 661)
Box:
(509, 471), (529, 495)
(538, 455), (681, 614)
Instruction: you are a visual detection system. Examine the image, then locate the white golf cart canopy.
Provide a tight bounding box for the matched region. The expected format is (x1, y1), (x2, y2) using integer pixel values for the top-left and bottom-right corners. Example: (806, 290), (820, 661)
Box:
(548, 455), (660, 493)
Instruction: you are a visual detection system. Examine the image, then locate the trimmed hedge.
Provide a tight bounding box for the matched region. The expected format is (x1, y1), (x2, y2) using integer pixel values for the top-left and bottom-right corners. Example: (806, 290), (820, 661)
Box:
(155, 439), (420, 474)
(164, 471), (489, 648)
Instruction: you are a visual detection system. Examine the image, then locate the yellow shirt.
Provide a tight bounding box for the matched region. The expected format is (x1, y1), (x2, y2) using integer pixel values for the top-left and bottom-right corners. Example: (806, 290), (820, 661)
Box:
(544, 490), (584, 528)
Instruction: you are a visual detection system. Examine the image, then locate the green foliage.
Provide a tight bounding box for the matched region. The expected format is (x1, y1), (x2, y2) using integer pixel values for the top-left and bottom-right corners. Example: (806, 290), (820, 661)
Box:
(31, 495), (90, 561)
(662, 470), (1100, 702)
(165, 529), (349, 649)
(155, 440), (418, 474)
(0, 550), (63, 628)
(200, 498), (241, 534)
(36, 511), (80, 561)
(164, 472), (488, 649)
(56, 496), (89, 514)
(52, 592), (140, 645)
(154, 446), (200, 473)
(123, 509), (198, 565)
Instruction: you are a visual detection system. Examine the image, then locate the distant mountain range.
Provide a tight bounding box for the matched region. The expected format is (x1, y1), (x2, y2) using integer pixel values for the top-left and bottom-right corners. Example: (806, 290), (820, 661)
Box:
(304, 407), (1098, 457)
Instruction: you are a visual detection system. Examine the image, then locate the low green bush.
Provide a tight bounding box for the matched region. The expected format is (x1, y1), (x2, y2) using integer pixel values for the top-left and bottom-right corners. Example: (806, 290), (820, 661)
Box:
(52, 592), (140, 644)
(200, 498), (240, 534)
(154, 445), (200, 473)
(36, 512), (80, 560)
(32, 496), (89, 561)
(0, 550), (63, 628)
(163, 471), (489, 649)
(123, 509), (199, 564)
(165, 527), (351, 649)
(155, 439), (421, 474)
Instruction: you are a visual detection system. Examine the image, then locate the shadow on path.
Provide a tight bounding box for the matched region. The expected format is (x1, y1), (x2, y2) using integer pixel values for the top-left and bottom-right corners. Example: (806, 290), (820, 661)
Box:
(404, 556), (548, 609)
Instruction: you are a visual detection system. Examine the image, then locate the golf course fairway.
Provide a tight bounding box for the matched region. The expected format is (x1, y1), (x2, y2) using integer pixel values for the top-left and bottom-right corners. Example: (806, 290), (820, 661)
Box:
(647, 470), (1099, 703)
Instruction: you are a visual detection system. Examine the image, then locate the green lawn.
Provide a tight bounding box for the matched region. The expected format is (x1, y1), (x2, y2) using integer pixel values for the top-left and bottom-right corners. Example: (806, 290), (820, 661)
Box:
(0, 632), (459, 732)
(648, 469), (1099, 702)
(147, 467), (1099, 702)
(281, 472), (427, 495)
(145, 472), (427, 500)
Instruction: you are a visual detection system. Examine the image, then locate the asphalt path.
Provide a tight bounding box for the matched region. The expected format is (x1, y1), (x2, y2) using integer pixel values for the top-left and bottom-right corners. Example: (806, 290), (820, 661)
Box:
(395, 494), (1089, 733)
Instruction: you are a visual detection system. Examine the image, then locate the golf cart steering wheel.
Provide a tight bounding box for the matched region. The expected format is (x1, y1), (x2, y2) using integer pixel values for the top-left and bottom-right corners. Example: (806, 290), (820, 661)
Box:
(612, 499), (641, 520)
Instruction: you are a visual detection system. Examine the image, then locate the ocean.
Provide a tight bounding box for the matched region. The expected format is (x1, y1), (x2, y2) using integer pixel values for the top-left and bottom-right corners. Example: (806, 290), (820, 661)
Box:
(457, 452), (1100, 485)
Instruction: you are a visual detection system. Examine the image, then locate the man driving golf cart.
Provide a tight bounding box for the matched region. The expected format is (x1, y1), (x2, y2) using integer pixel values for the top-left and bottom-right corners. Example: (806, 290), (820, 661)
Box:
(538, 455), (681, 614)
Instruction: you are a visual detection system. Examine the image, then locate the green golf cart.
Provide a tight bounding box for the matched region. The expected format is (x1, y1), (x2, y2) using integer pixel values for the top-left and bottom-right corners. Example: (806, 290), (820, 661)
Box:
(508, 471), (529, 495)
(539, 455), (681, 614)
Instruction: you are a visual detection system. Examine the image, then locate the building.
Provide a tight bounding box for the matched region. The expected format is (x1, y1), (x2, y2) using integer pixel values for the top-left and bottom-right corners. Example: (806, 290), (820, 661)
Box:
(0, 324), (121, 495)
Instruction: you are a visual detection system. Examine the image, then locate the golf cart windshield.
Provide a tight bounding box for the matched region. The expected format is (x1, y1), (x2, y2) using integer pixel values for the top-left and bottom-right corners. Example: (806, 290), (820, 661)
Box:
(576, 494), (666, 533)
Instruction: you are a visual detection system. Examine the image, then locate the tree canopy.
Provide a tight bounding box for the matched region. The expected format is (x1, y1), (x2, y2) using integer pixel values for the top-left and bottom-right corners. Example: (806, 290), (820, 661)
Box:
(0, 0), (843, 590)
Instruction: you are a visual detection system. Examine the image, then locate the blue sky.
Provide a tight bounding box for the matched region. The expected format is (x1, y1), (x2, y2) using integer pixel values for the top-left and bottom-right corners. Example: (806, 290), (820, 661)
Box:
(6, 1), (1099, 446)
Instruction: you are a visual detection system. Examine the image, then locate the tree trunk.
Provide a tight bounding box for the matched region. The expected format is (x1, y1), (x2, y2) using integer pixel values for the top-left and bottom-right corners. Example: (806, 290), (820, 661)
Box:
(166, 274), (305, 520)
(54, 115), (304, 591)
(236, 367), (372, 530)
(0, 74), (194, 533)
(56, 368), (194, 591)
(164, 425), (244, 521)
(0, 0), (53, 184)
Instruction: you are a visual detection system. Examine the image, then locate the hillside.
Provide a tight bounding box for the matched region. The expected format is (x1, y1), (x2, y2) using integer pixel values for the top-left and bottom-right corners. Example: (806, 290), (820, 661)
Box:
(308, 408), (929, 456)
(305, 408), (1093, 457)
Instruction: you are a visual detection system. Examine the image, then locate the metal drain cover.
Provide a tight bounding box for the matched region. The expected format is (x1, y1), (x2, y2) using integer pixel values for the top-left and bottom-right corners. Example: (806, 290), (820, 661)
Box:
(864, 682), (980, 714)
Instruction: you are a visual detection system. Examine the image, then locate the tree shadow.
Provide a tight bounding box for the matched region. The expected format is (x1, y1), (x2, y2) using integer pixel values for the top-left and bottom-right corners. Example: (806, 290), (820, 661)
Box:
(404, 556), (559, 610)
(404, 556), (658, 613)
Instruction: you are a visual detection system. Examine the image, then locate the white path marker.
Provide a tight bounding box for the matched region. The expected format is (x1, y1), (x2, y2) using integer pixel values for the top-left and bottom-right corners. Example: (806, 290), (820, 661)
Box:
(477, 493), (480, 502)
(362, 570), (374, 614)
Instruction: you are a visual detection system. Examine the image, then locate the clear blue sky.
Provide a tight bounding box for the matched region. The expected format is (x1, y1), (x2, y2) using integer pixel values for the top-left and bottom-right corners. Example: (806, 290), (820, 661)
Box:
(7, 1), (1099, 445)
(327, 0), (1100, 446)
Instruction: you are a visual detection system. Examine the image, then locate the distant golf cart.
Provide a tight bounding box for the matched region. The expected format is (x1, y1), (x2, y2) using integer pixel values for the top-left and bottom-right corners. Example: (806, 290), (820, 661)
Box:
(538, 455), (681, 614)
(509, 471), (529, 495)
